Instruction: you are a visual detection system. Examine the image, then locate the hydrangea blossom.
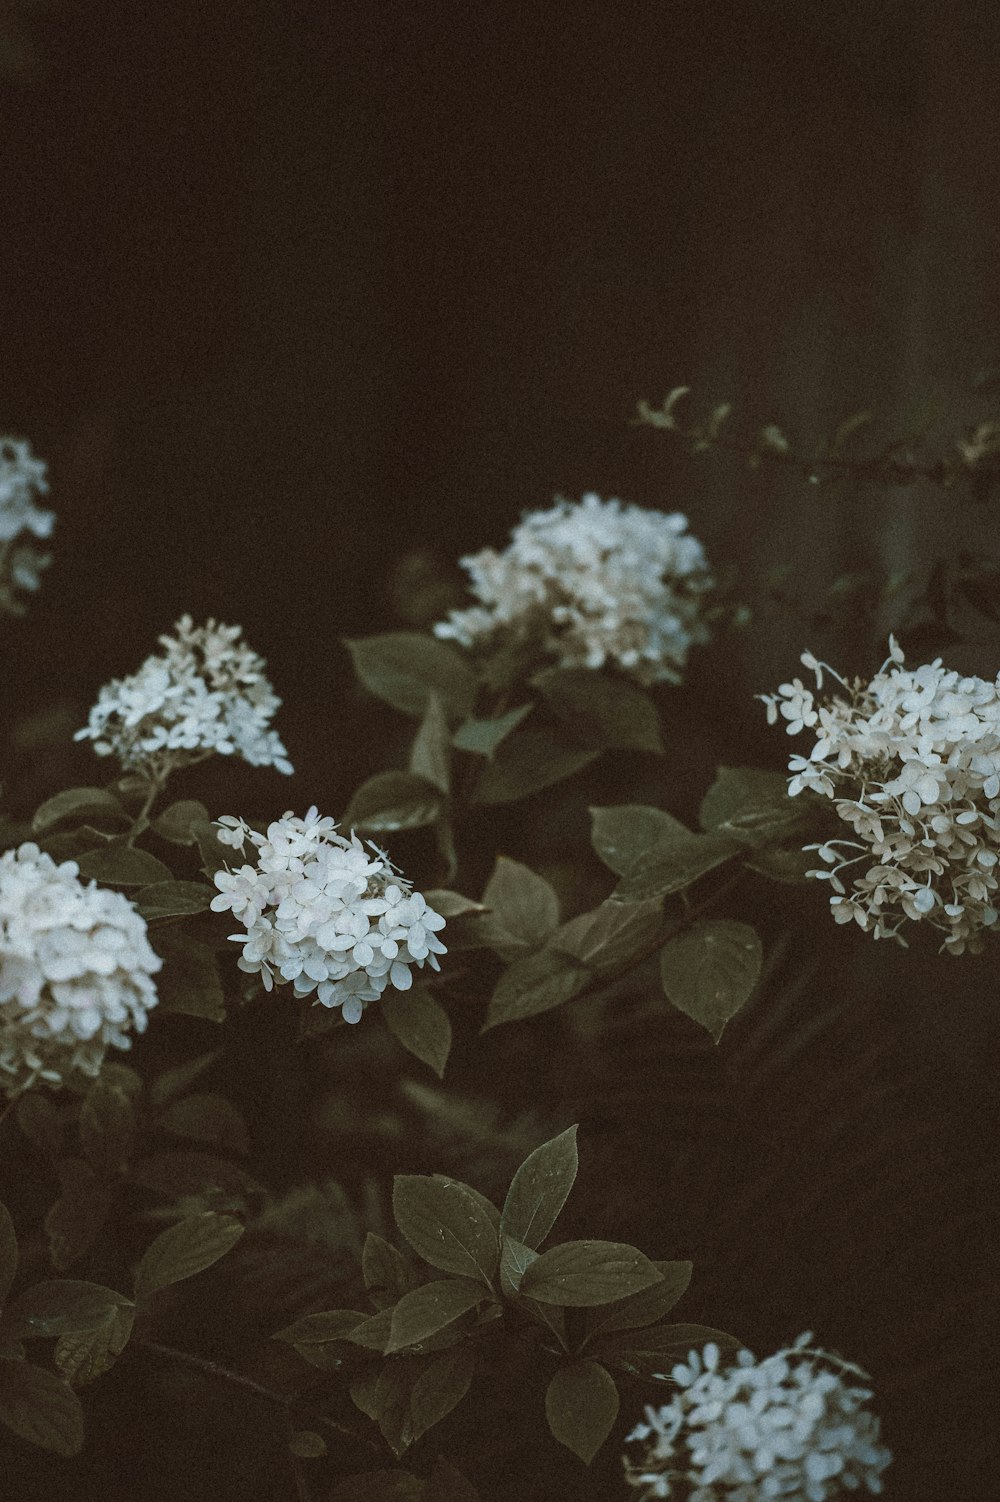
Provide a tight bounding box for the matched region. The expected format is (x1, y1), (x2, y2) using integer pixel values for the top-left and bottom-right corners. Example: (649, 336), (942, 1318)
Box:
(433, 492), (713, 685)
(0, 435), (53, 615)
(211, 808), (447, 1023)
(0, 843), (161, 1096)
(761, 640), (1000, 953)
(76, 615), (292, 780)
(623, 1333), (891, 1501)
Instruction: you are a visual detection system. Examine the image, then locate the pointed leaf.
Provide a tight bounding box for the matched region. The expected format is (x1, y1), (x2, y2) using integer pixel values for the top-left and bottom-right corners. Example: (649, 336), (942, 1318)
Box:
(498, 1235), (538, 1298)
(133, 1213), (244, 1300)
(344, 772), (443, 832)
(520, 1241), (663, 1307)
(135, 880), (215, 920)
(151, 930), (225, 1022)
(590, 805), (689, 875)
(386, 1278), (484, 1353)
(479, 856), (560, 958)
(552, 899), (663, 975)
(472, 728), (598, 805)
(45, 1159), (112, 1271)
(408, 692), (451, 793)
(698, 766), (802, 847)
(129, 1150), (262, 1199)
(545, 1360), (619, 1464)
(274, 1310), (366, 1345)
(149, 1049), (222, 1107)
(534, 668), (663, 753)
(452, 704), (532, 757)
(585, 1260), (692, 1339)
(382, 984), (452, 1078)
(289, 1430), (327, 1458)
(2, 1280), (130, 1340)
(32, 787), (128, 835)
(345, 632), (478, 720)
(75, 844), (172, 886)
(599, 1322), (742, 1375)
(53, 1304), (134, 1386)
(374, 1357), (422, 1456)
(151, 799), (211, 845)
(0, 1361), (84, 1455)
(363, 1233), (418, 1310)
(392, 1176), (499, 1284)
(614, 831), (739, 902)
(659, 920), (763, 1042)
(501, 1125), (578, 1250)
(410, 1340), (476, 1439)
(483, 947), (588, 1031)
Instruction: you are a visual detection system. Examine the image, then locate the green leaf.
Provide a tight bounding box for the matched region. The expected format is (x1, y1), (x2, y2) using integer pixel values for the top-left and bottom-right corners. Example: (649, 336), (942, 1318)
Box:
(0, 1204), (17, 1305)
(149, 1049), (222, 1107)
(589, 804), (690, 875)
(363, 1233), (418, 1310)
(599, 1322), (742, 1374)
(472, 728), (598, 805)
(478, 857), (560, 959)
(31, 787), (128, 836)
(15, 1094), (61, 1159)
(53, 1305), (134, 1386)
(345, 632), (478, 721)
(584, 1260), (692, 1339)
(129, 1150), (262, 1200)
(386, 1278), (484, 1353)
(151, 799), (211, 845)
(420, 890), (486, 919)
(344, 772), (443, 833)
(452, 704), (532, 757)
(520, 1241), (664, 1307)
(192, 819), (233, 881)
(274, 1310), (366, 1345)
(501, 1125), (578, 1251)
(534, 669), (663, 754)
(75, 843), (172, 886)
(157, 1093), (250, 1156)
(134, 1213), (244, 1300)
(0, 1360), (84, 1455)
(698, 766), (802, 847)
(2, 1280), (130, 1340)
(344, 1308), (394, 1352)
(80, 1079), (135, 1176)
(483, 948), (588, 1031)
(382, 985), (452, 1078)
(614, 831), (739, 903)
(551, 899), (663, 975)
(410, 1340), (477, 1440)
(408, 692), (451, 794)
(45, 1159), (112, 1272)
(498, 1235), (538, 1298)
(151, 931), (225, 1022)
(392, 1175), (500, 1284)
(545, 1360), (619, 1464)
(135, 880), (215, 920)
(289, 1430), (327, 1458)
(659, 920), (763, 1042)
(745, 844), (817, 885)
(373, 1358), (422, 1457)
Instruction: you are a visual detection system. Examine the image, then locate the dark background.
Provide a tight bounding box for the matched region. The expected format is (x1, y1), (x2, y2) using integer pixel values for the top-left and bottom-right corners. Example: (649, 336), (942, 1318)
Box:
(5, 0), (1000, 812)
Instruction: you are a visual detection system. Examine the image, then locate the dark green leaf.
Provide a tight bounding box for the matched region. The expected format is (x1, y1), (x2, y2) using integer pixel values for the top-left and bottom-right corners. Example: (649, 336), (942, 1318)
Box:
(452, 704), (532, 757)
(520, 1241), (663, 1307)
(130, 1150), (263, 1201)
(133, 1213), (244, 1300)
(483, 948), (588, 1031)
(274, 1310), (366, 1345)
(745, 844), (817, 884)
(0, 1360), (84, 1455)
(534, 668), (663, 754)
(373, 1358), (422, 1457)
(344, 1308), (394, 1352)
(420, 890), (486, 919)
(135, 880), (215, 920)
(498, 1235), (538, 1298)
(472, 729), (598, 805)
(31, 787), (127, 836)
(501, 1125), (578, 1251)
(2, 1280), (130, 1340)
(392, 1176), (499, 1284)
(75, 843), (172, 886)
(151, 800), (211, 845)
(289, 1430), (327, 1458)
(599, 1322), (742, 1373)
(158, 1093), (250, 1156)
(0, 1203), (17, 1305)
(584, 1260), (692, 1339)
(149, 1049), (222, 1107)
(408, 692), (451, 793)
(15, 1094), (61, 1159)
(345, 632), (478, 721)
(545, 1360), (619, 1464)
(478, 856), (560, 958)
(698, 766), (802, 847)
(382, 984), (452, 1079)
(386, 1278), (484, 1353)
(590, 804), (690, 876)
(614, 831), (739, 902)
(151, 931), (225, 1022)
(45, 1159), (112, 1272)
(344, 772), (443, 833)
(660, 920), (763, 1042)
(410, 1341), (476, 1439)
(53, 1305), (134, 1386)
(79, 1080), (135, 1176)
(362, 1236), (413, 1312)
(551, 899), (663, 974)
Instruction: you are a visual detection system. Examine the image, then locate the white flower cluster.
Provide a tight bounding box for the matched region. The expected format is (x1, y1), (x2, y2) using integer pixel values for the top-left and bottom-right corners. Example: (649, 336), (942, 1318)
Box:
(211, 808), (447, 1024)
(0, 435), (53, 615)
(0, 843), (161, 1096)
(623, 1334), (891, 1502)
(433, 493), (713, 685)
(761, 640), (1000, 953)
(76, 615), (292, 779)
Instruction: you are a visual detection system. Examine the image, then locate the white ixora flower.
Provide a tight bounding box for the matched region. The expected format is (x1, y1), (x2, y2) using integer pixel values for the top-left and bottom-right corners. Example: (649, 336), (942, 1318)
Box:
(75, 615), (293, 781)
(0, 843), (161, 1096)
(433, 492), (714, 685)
(760, 638), (1000, 954)
(623, 1333), (892, 1502)
(211, 808), (446, 1024)
(0, 435), (53, 616)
